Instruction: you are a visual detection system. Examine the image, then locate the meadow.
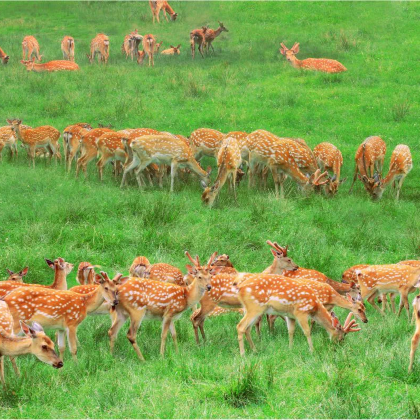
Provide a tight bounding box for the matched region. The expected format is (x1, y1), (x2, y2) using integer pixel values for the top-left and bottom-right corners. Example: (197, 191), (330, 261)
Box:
(0, 1), (420, 418)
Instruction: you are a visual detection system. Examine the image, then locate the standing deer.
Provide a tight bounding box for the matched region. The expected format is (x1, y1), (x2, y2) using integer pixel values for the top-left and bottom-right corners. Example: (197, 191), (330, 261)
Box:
(0, 46), (9, 64)
(190, 27), (207, 59)
(0, 126), (19, 160)
(189, 128), (225, 160)
(204, 22), (229, 55)
(61, 36), (75, 61)
(122, 30), (143, 60)
(22, 36), (42, 62)
(139, 34), (156, 66)
(149, 0), (178, 23)
(349, 136), (387, 193)
(161, 45), (181, 55)
(63, 124), (91, 171)
(362, 145), (412, 200)
(280, 42), (347, 73)
(202, 136), (242, 207)
(6, 119), (61, 167)
(5, 267), (29, 282)
(20, 58), (79, 72)
(88, 33), (109, 64)
(313, 142), (346, 196)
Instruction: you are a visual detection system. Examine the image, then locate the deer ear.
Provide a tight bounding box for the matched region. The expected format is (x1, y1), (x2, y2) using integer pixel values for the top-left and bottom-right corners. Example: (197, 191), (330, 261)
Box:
(210, 266), (223, 275)
(93, 273), (103, 284)
(31, 322), (44, 332)
(6, 269), (14, 275)
(330, 312), (341, 329)
(45, 259), (55, 269)
(120, 276), (130, 284)
(170, 45), (175, 49)
(291, 43), (300, 54)
(176, 44), (181, 49)
(19, 267), (29, 277)
(113, 273), (123, 284)
(186, 264), (197, 275)
(20, 321), (38, 338)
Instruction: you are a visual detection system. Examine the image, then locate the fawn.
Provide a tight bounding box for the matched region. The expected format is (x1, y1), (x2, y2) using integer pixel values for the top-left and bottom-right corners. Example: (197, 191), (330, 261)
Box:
(202, 136), (242, 207)
(313, 142), (346, 196)
(88, 34), (109, 64)
(190, 26), (208, 59)
(63, 124), (91, 171)
(5, 267), (29, 282)
(149, 0), (178, 23)
(189, 128), (225, 160)
(0, 46), (9, 64)
(161, 45), (181, 55)
(280, 42), (347, 73)
(22, 36), (42, 62)
(21, 58), (79, 72)
(122, 30), (143, 60)
(0, 126), (19, 160)
(349, 136), (386, 193)
(61, 36), (75, 61)
(204, 22), (229, 55)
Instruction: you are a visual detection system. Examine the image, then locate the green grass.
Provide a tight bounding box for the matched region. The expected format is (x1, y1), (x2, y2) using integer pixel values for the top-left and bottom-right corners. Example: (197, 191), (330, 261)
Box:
(0, 1), (420, 418)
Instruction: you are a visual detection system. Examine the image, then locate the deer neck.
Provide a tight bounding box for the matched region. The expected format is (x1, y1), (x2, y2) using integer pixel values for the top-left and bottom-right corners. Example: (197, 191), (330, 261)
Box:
(381, 171), (396, 188)
(214, 27), (224, 38)
(51, 268), (68, 290)
(188, 158), (208, 180)
(185, 278), (207, 308)
(84, 287), (105, 314)
(289, 56), (302, 69)
(0, 333), (31, 357)
(164, 3), (175, 14)
(263, 259), (285, 275)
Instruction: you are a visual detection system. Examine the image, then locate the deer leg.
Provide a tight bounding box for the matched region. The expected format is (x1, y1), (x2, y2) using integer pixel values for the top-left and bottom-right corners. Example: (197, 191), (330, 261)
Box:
(409, 329), (420, 372)
(57, 330), (66, 360)
(169, 322), (178, 353)
(295, 313), (313, 352)
(9, 358), (19, 377)
(349, 165), (358, 193)
(126, 310), (146, 361)
(199, 43), (205, 58)
(366, 291), (384, 315)
(170, 161), (178, 192)
(237, 311), (260, 356)
(398, 288), (410, 320)
(29, 145), (36, 168)
(66, 326), (78, 361)
(108, 308), (128, 354)
(286, 317), (296, 349)
(254, 316), (261, 338)
(380, 293), (388, 312)
(160, 317), (172, 357)
(0, 356), (5, 388)
(389, 293), (396, 313)
(396, 176), (405, 200)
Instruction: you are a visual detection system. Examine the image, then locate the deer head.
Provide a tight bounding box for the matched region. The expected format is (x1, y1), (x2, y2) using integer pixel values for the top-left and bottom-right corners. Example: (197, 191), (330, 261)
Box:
(6, 267), (29, 282)
(324, 175), (347, 196)
(218, 21), (229, 32)
(346, 293), (368, 323)
(170, 45), (181, 54)
(20, 57), (36, 71)
(211, 254), (232, 268)
(330, 312), (361, 342)
(358, 172), (384, 200)
(307, 169), (329, 190)
(280, 42), (300, 65)
(185, 251), (223, 292)
(45, 257), (74, 275)
(171, 12), (178, 21)
(95, 271), (121, 307)
(266, 240), (298, 271)
(1, 55), (9, 65)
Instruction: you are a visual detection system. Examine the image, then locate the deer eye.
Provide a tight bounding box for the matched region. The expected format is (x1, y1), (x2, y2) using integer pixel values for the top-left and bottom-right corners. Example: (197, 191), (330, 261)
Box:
(105, 287), (109, 291)
(42, 345), (48, 351)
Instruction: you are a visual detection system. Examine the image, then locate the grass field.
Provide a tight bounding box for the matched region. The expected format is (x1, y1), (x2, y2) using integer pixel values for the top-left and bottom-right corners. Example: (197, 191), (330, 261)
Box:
(0, 1), (420, 418)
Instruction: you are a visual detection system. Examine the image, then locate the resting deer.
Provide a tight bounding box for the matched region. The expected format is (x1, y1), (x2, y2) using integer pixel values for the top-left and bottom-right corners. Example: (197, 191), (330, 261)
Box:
(349, 136), (386, 193)
(409, 295), (420, 372)
(61, 36), (75, 61)
(63, 124), (91, 171)
(0, 126), (19, 160)
(280, 42), (347, 73)
(22, 36), (42, 62)
(204, 22), (229, 55)
(149, 0), (178, 23)
(313, 142), (346, 196)
(189, 128), (225, 160)
(21, 58), (79, 72)
(108, 252), (220, 359)
(88, 33), (109, 64)
(202, 136), (242, 207)
(122, 30), (143, 60)
(161, 45), (181, 55)
(362, 145), (412, 201)
(0, 46), (9, 64)
(190, 27), (207, 59)
(7, 119), (61, 166)
(4, 272), (119, 360)
(96, 132), (129, 181)
(5, 267), (29, 282)
(236, 274), (360, 355)
(139, 34), (156, 66)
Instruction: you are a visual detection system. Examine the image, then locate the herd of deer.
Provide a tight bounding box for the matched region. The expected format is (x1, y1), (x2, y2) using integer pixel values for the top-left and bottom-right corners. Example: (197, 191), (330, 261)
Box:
(1, 241), (420, 387)
(0, 120), (413, 203)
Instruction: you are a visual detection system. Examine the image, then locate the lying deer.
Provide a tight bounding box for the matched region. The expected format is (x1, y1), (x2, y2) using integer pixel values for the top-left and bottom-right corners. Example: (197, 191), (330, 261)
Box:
(189, 128), (225, 160)
(204, 21), (229, 55)
(22, 36), (42, 62)
(190, 26), (207, 59)
(88, 33), (109, 64)
(161, 45), (181, 55)
(280, 42), (347, 73)
(0, 46), (9, 64)
(5, 267), (29, 282)
(149, 0), (178, 23)
(61, 36), (75, 61)
(21, 58), (80, 72)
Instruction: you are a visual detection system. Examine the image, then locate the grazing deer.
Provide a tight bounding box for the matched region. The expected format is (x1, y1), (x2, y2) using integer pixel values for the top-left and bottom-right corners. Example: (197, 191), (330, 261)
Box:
(108, 252), (220, 359)
(96, 132), (129, 181)
(61, 36), (75, 61)
(22, 36), (42, 62)
(0, 126), (19, 160)
(190, 27), (207, 59)
(4, 272), (119, 360)
(63, 124), (91, 171)
(5, 267), (29, 282)
(349, 136), (387, 193)
(20, 58), (79, 72)
(139, 34), (156, 66)
(76, 127), (114, 177)
(124, 134), (211, 192)
(409, 295), (420, 372)
(280, 42), (347, 73)
(204, 22), (229, 55)
(313, 142), (346, 196)
(122, 30), (143, 60)
(236, 274), (360, 355)
(161, 44), (181, 55)
(189, 128), (225, 160)
(149, 0), (178, 23)
(6, 119), (61, 167)
(88, 33), (109, 64)
(362, 145), (412, 200)
(129, 256), (151, 277)
(202, 136), (242, 207)
(0, 46), (9, 64)
(0, 310), (63, 387)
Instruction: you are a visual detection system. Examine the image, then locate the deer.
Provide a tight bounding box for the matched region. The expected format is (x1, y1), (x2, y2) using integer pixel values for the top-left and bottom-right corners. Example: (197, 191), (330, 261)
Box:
(108, 252), (220, 359)
(349, 136), (387, 193)
(0, 46), (9, 64)
(190, 26), (208, 59)
(63, 124), (91, 171)
(161, 45), (181, 55)
(5, 267), (29, 282)
(96, 132), (129, 181)
(122, 30), (143, 60)
(280, 42), (347, 73)
(61, 36), (75, 61)
(189, 128), (225, 161)
(313, 142), (346, 196)
(154, 41), (163, 53)
(139, 34), (156, 66)
(0, 126), (19, 160)
(4, 271), (119, 360)
(123, 134), (211, 192)
(20, 58), (79, 72)
(88, 33), (109, 64)
(362, 145), (412, 201)
(409, 295), (420, 372)
(7, 119), (61, 167)
(236, 274), (360, 355)
(22, 36), (42, 62)
(149, 0), (178, 23)
(204, 22), (229, 55)
(0, 307), (63, 387)
(76, 127), (114, 177)
(202, 136), (242, 207)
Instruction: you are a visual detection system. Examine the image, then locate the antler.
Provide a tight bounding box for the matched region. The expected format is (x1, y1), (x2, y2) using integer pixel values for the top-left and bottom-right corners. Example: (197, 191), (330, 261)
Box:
(280, 42), (288, 50)
(266, 240), (288, 256)
(342, 313), (361, 334)
(206, 251), (218, 268)
(185, 251), (199, 267)
(311, 169), (329, 186)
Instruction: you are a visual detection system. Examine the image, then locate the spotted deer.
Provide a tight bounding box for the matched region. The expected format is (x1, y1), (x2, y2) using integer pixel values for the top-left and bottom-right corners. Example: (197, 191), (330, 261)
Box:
(189, 128), (225, 160)
(409, 295), (420, 372)
(63, 124), (91, 171)
(0, 126), (18, 160)
(7, 119), (61, 166)
(190, 27), (207, 59)
(123, 134), (211, 192)
(122, 30), (143, 60)
(363, 145), (412, 200)
(61, 36), (75, 61)
(4, 272), (119, 360)
(88, 33), (109, 64)
(280, 42), (347, 73)
(21, 58), (79, 72)
(149, 0), (178, 23)
(108, 252), (219, 359)
(0, 306), (63, 387)
(161, 44), (181, 55)
(204, 22), (229, 55)
(202, 136), (242, 207)
(236, 274), (360, 355)
(349, 136), (387, 193)
(129, 256), (151, 277)
(76, 127), (114, 177)
(22, 36), (42, 62)
(313, 142), (346, 196)
(0, 46), (9, 64)
(139, 34), (156, 66)
(96, 132), (129, 181)
(5, 267), (29, 282)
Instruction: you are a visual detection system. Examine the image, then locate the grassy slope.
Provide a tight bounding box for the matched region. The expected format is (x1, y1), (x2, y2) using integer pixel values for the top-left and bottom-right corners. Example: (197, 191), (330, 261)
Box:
(0, 1), (420, 418)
